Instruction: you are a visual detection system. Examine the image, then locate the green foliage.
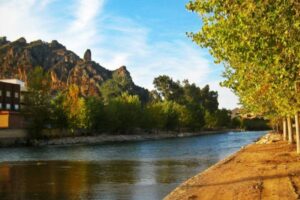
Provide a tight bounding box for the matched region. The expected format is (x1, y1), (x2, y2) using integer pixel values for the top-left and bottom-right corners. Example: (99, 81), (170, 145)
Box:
(187, 0), (300, 121)
(85, 96), (106, 131)
(141, 102), (166, 130)
(99, 69), (145, 104)
(185, 103), (205, 130)
(215, 109), (232, 128)
(22, 67), (52, 138)
(204, 111), (218, 129)
(63, 85), (88, 130)
(153, 75), (183, 102)
(149, 90), (162, 103)
(231, 117), (242, 129)
(50, 92), (68, 129)
(205, 109), (232, 129)
(200, 85), (218, 113)
(99, 80), (123, 103)
(160, 101), (182, 130)
(23, 69), (238, 136)
(241, 118), (270, 131)
(105, 93), (142, 132)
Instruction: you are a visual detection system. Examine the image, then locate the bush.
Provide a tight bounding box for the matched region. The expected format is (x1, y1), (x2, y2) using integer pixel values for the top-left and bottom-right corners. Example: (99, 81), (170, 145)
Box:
(241, 118), (270, 131)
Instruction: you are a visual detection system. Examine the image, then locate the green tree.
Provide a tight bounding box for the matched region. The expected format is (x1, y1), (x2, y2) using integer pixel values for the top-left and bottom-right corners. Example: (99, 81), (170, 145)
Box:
(149, 90), (162, 103)
(182, 80), (202, 105)
(200, 85), (218, 113)
(105, 93), (142, 133)
(215, 109), (232, 128)
(85, 96), (106, 132)
(180, 80), (210, 130)
(186, 0), (300, 121)
(99, 80), (123, 103)
(153, 75), (183, 102)
(204, 110), (218, 129)
(231, 117), (242, 129)
(22, 66), (52, 138)
(141, 102), (166, 131)
(159, 101), (190, 131)
(241, 118), (270, 131)
(204, 109), (231, 129)
(50, 92), (68, 129)
(63, 85), (88, 130)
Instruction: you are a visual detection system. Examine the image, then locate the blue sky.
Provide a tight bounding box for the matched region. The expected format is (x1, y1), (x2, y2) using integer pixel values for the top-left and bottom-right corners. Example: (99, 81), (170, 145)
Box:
(0, 0), (238, 109)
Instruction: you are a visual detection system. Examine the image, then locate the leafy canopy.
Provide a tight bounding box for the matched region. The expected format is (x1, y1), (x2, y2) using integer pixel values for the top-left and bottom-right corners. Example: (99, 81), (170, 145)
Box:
(187, 0), (300, 117)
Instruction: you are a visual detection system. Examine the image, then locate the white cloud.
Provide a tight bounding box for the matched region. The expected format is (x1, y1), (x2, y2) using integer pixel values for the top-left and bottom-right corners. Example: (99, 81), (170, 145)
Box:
(57, 0), (105, 55)
(131, 41), (213, 89)
(39, 0), (56, 9)
(71, 0), (103, 30)
(0, 0), (105, 54)
(0, 0), (49, 40)
(0, 0), (239, 109)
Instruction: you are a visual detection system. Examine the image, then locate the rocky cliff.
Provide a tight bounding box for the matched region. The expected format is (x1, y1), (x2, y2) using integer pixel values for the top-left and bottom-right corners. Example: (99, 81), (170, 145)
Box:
(0, 36), (149, 101)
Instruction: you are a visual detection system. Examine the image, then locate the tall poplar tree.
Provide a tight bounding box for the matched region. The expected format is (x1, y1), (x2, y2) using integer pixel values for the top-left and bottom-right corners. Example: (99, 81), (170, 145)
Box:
(187, 0), (300, 118)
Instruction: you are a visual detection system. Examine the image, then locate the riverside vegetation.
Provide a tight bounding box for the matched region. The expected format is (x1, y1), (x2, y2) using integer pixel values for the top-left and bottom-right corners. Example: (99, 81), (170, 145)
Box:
(21, 67), (269, 139)
(186, 0), (300, 129)
(185, 0), (300, 153)
(0, 36), (269, 138)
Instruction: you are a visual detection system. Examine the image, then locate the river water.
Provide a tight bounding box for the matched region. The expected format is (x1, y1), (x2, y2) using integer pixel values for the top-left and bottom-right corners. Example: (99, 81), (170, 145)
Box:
(0, 131), (266, 200)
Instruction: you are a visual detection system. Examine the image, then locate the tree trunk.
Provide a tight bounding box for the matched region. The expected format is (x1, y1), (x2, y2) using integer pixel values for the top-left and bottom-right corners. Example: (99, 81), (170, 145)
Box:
(288, 116), (294, 144)
(283, 118), (287, 141)
(295, 112), (300, 154)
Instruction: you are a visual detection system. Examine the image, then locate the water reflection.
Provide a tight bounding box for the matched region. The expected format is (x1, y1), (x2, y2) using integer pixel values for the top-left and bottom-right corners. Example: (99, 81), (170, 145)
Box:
(0, 131), (266, 200)
(0, 159), (212, 200)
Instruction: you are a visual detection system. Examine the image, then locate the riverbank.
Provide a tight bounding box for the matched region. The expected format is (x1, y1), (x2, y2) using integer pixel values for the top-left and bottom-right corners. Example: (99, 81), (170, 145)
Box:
(0, 129), (241, 147)
(164, 132), (300, 200)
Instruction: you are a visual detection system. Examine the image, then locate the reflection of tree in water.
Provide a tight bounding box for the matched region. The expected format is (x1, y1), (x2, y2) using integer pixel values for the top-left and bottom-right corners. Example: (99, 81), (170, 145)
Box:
(85, 160), (139, 200)
(0, 160), (139, 200)
(154, 159), (218, 184)
(0, 164), (12, 199)
(0, 161), (88, 200)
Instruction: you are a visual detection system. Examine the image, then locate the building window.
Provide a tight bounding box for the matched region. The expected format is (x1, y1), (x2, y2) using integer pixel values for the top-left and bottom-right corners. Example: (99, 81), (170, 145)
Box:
(15, 104), (19, 110)
(15, 92), (19, 98)
(6, 91), (11, 97)
(6, 103), (11, 110)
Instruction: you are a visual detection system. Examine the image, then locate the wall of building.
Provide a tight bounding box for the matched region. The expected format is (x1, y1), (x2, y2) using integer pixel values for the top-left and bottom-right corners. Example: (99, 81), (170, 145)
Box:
(0, 111), (24, 129)
(9, 112), (24, 129)
(0, 113), (9, 128)
(0, 82), (20, 111)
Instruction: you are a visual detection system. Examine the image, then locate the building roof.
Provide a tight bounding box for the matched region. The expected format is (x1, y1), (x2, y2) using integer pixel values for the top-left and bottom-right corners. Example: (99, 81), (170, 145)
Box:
(0, 79), (27, 91)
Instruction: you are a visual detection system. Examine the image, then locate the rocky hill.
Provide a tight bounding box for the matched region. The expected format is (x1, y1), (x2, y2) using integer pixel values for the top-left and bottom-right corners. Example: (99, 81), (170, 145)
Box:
(0, 36), (149, 101)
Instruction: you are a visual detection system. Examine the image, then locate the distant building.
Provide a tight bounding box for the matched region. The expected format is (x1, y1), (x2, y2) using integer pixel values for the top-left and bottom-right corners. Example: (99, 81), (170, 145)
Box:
(0, 79), (27, 92)
(0, 79), (25, 129)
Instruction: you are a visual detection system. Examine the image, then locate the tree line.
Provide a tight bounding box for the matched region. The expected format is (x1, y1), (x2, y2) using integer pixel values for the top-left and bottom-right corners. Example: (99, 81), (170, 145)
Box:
(186, 1), (299, 151)
(22, 67), (262, 138)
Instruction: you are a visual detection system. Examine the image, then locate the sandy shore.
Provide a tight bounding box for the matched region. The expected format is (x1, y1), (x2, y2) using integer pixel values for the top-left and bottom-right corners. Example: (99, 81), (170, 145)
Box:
(165, 133), (300, 200)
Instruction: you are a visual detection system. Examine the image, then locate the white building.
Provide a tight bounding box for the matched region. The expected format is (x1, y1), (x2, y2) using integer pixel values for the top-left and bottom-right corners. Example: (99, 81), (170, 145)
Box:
(0, 79), (27, 92)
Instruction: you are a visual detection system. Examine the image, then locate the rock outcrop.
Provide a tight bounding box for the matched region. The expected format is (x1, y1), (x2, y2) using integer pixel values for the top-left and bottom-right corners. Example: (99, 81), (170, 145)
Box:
(83, 49), (91, 61)
(0, 37), (149, 100)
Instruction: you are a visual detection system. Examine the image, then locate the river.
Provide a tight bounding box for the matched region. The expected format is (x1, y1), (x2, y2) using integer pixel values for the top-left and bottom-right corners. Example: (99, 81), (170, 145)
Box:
(0, 131), (266, 200)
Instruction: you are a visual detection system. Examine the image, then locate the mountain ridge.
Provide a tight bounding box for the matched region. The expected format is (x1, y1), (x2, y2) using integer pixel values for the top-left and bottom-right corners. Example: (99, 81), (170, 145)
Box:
(0, 36), (149, 101)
